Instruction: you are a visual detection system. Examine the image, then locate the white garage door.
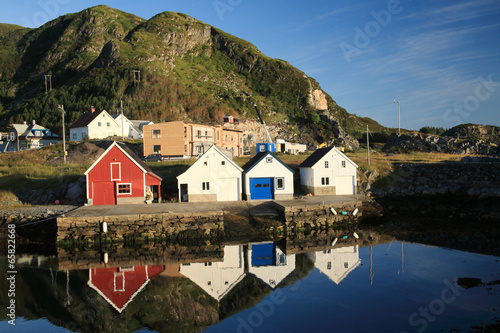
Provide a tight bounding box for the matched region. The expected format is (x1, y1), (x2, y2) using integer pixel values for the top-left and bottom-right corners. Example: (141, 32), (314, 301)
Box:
(217, 178), (240, 201)
(336, 176), (355, 195)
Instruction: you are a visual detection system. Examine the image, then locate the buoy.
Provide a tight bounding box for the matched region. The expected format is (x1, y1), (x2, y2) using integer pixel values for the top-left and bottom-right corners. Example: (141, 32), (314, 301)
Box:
(342, 235), (348, 240)
(329, 207), (337, 215)
(353, 208), (359, 216)
(103, 252), (108, 264)
(102, 222), (108, 233)
(353, 232), (359, 239)
(342, 211), (348, 215)
(331, 237), (338, 246)
(55, 200), (60, 205)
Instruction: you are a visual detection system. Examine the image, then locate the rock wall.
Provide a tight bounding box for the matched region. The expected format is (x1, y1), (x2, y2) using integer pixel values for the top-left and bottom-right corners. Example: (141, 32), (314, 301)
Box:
(57, 211), (224, 243)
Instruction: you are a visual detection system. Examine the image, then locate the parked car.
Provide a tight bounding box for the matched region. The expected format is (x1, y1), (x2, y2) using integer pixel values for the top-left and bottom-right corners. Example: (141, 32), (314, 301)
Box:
(142, 154), (165, 162)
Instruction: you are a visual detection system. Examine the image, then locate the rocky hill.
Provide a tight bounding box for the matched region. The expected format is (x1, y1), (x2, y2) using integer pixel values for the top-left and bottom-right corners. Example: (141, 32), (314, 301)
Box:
(0, 5), (385, 149)
(382, 124), (500, 155)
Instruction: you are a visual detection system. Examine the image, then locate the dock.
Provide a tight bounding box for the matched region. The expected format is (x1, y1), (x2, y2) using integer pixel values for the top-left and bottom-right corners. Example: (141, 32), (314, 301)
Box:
(57, 195), (362, 243)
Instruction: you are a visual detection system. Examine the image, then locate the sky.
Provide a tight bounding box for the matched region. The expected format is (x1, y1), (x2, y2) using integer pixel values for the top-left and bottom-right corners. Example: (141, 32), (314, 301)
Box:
(1, 0), (500, 130)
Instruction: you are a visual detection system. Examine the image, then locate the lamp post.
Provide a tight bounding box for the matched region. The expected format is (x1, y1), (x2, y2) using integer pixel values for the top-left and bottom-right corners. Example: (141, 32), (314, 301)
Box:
(58, 105), (66, 163)
(394, 100), (400, 136)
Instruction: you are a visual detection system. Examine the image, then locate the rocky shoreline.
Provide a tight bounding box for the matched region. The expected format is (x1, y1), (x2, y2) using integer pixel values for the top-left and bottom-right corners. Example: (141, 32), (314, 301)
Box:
(1, 205), (79, 225)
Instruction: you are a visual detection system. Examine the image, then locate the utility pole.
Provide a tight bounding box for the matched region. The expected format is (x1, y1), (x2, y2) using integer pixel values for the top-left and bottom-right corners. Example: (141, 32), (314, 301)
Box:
(59, 105), (66, 163)
(367, 125), (370, 165)
(121, 100), (124, 141)
(44, 75), (52, 94)
(394, 100), (400, 136)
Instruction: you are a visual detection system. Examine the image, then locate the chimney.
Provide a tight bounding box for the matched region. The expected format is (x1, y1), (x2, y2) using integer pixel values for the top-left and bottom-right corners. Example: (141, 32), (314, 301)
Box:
(91, 106), (95, 113)
(23, 121), (27, 125)
(32, 120), (36, 125)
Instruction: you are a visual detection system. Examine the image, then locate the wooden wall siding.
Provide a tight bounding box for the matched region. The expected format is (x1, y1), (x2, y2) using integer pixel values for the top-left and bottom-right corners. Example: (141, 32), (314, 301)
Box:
(87, 146), (145, 201)
(143, 122), (185, 156)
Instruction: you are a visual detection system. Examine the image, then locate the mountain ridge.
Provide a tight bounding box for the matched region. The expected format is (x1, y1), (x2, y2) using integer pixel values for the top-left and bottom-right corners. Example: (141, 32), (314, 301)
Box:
(0, 5), (387, 148)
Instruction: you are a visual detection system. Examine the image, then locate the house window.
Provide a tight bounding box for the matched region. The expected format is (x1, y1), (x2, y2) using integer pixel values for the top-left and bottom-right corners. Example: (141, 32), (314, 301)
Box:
(197, 130), (201, 139)
(202, 182), (210, 190)
(72, 133), (77, 140)
(117, 183), (131, 195)
(98, 122), (102, 127)
(111, 163), (121, 181)
(204, 161), (208, 166)
(221, 161), (225, 166)
(321, 177), (330, 185)
(114, 272), (125, 292)
(325, 161), (329, 168)
(327, 262), (332, 270)
(276, 177), (284, 190)
(344, 262), (349, 268)
(153, 145), (161, 154)
(205, 131), (208, 138)
(266, 157), (273, 163)
(107, 122), (110, 127)
(153, 129), (160, 139)
(342, 160), (346, 168)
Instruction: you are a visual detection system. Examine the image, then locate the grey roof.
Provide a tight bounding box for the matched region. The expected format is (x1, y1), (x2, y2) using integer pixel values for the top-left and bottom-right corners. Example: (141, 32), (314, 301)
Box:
(298, 147), (334, 168)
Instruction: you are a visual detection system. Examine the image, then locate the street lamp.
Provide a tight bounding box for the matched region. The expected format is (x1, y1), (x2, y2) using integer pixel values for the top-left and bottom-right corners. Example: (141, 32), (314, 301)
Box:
(394, 100), (400, 136)
(58, 105), (66, 163)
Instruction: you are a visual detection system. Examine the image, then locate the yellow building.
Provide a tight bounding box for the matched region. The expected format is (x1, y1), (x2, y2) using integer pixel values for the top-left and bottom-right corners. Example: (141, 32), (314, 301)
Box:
(143, 121), (243, 158)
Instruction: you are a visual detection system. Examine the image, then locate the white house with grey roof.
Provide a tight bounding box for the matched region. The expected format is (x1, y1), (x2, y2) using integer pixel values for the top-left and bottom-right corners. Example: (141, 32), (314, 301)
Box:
(2, 120), (61, 152)
(299, 146), (358, 195)
(177, 145), (243, 202)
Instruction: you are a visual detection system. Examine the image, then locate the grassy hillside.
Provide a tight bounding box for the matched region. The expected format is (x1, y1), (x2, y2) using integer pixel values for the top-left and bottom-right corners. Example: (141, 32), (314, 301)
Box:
(0, 5), (386, 146)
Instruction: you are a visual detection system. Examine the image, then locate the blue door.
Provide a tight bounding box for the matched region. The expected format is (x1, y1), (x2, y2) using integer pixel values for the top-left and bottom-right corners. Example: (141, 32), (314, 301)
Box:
(250, 177), (273, 200)
(251, 243), (276, 266)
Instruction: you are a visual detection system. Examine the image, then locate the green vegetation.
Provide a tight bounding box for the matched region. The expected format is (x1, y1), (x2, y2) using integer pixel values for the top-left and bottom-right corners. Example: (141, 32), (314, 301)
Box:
(0, 5), (386, 146)
(419, 126), (446, 135)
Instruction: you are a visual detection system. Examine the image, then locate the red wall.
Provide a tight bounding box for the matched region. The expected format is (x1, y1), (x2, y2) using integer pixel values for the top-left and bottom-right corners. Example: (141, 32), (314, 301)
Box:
(88, 145), (145, 201)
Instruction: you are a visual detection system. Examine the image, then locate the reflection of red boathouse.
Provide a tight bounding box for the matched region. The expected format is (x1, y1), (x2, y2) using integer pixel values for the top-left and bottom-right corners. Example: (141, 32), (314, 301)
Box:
(88, 265), (164, 313)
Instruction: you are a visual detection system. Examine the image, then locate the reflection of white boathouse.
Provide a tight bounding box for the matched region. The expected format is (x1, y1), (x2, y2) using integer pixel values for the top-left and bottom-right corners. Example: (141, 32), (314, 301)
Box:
(179, 245), (246, 301)
(306, 245), (361, 284)
(247, 242), (296, 289)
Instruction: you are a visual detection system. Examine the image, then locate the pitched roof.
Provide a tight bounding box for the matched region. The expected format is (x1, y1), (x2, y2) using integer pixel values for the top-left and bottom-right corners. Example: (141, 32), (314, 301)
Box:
(298, 147), (334, 168)
(242, 151), (294, 174)
(177, 145), (242, 179)
(12, 123), (60, 139)
(299, 146), (358, 169)
(69, 110), (104, 129)
(85, 141), (163, 180)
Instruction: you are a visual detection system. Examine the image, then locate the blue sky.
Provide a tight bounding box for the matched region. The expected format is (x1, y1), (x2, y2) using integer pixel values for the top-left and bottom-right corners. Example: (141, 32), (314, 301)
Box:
(1, 0), (499, 130)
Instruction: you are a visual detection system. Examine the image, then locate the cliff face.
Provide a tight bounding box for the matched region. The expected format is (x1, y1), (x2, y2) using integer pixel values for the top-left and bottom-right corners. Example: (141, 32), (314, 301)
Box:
(0, 5), (381, 148)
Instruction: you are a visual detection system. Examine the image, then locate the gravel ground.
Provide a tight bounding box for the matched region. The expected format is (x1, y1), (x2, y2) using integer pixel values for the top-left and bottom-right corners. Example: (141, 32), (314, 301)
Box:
(1, 205), (80, 222)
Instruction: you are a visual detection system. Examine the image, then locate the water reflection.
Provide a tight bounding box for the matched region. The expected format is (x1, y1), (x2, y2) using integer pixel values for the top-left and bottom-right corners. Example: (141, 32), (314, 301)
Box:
(306, 245), (360, 285)
(2, 232), (500, 333)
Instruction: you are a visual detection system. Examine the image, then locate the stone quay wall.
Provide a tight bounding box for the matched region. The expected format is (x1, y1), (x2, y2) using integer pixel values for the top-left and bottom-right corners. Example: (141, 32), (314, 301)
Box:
(57, 211), (224, 243)
(277, 200), (362, 230)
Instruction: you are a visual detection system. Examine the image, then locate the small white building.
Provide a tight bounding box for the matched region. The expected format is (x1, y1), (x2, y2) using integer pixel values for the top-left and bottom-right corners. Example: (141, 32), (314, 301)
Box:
(179, 245), (245, 301)
(69, 109), (121, 141)
(299, 146), (358, 195)
(306, 245), (361, 284)
(276, 139), (307, 155)
(247, 242), (295, 289)
(177, 145), (243, 202)
(242, 152), (294, 200)
(111, 114), (153, 140)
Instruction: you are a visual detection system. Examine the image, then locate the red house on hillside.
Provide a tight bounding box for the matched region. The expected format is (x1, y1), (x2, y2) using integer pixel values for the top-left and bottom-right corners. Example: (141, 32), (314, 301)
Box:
(87, 265), (164, 313)
(85, 141), (162, 206)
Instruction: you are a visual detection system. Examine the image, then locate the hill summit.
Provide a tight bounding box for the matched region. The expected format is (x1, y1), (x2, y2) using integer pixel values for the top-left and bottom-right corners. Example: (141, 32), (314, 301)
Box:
(0, 5), (385, 148)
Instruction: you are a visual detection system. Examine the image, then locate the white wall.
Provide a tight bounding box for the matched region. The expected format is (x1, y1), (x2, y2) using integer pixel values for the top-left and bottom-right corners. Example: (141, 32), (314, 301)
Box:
(247, 244), (295, 288)
(177, 146), (242, 201)
(244, 154), (294, 198)
(88, 112), (121, 139)
(69, 127), (89, 141)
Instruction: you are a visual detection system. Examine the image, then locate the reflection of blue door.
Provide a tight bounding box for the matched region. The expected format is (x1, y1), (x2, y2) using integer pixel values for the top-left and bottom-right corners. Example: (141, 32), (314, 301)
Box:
(252, 243), (276, 266)
(250, 178), (273, 200)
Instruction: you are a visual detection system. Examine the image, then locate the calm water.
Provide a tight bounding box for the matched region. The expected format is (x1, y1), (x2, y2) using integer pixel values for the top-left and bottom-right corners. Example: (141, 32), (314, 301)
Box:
(1, 240), (499, 333)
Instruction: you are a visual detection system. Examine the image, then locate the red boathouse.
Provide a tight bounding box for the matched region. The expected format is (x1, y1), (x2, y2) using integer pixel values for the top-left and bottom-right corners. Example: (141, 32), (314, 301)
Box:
(85, 141), (162, 206)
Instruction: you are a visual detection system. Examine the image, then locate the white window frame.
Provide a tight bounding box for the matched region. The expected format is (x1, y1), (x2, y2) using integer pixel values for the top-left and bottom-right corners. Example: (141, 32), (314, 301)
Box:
(117, 183), (132, 195)
(111, 163), (121, 181)
(321, 177), (330, 185)
(276, 177), (285, 190)
(325, 161), (329, 168)
(114, 272), (125, 292)
(342, 160), (346, 168)
(202, 182), (210, 190)
(152, 129), (161, 139)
